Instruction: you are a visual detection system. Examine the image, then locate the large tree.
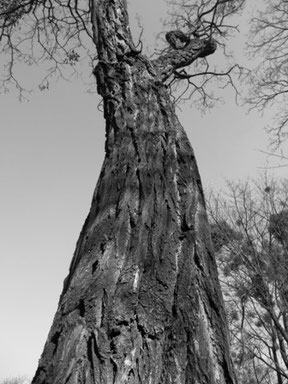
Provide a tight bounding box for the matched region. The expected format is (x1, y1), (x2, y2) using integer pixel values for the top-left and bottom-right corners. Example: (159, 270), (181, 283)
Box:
(1, 1), (243, 383)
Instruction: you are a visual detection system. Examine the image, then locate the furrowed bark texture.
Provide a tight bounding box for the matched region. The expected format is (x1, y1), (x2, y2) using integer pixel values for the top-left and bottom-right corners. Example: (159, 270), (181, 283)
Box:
(32, 1), (236, 383)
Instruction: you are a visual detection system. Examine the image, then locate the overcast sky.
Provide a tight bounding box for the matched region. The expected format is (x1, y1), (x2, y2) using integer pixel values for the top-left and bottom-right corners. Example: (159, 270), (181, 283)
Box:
(1, 0), (287, 380)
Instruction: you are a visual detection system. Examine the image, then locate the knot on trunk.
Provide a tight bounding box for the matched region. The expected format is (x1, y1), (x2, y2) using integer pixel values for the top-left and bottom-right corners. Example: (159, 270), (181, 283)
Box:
(193, 38), (217, 58)
(165, 30), (191, 50)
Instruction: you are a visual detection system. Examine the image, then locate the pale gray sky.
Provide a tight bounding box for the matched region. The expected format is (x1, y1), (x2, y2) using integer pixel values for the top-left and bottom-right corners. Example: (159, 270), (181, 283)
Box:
(1, 0), (287, 380)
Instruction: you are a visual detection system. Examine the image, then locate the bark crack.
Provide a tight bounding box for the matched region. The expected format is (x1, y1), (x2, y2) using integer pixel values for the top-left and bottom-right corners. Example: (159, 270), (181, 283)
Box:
(87, 333), (96, 382)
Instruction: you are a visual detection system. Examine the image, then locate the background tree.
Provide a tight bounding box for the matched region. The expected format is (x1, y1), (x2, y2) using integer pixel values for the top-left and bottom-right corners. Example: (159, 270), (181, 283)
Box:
(208, 176), (288, 384)
(247, 0), (288, 146)
(0, 377), (30, 384)
(0, 0), (245, 383)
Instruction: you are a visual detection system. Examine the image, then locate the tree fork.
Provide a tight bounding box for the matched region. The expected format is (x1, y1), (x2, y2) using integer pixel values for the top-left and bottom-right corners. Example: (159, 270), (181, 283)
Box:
(32, 1), (236, 383)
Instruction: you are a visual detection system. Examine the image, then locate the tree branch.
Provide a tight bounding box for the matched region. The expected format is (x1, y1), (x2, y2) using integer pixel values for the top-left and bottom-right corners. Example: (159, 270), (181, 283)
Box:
(152, 37), (217, 81)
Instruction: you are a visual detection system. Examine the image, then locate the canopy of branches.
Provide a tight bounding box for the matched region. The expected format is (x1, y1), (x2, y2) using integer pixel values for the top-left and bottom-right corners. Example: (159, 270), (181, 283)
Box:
(2, 1), (288, 144)
(0, 0), (245, 106)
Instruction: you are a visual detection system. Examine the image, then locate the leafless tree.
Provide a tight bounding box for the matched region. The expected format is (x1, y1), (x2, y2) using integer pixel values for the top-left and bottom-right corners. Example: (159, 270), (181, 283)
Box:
(247, 0), (288, 146)
(0, 377), (30, 384)
(208, 176), (288, 384)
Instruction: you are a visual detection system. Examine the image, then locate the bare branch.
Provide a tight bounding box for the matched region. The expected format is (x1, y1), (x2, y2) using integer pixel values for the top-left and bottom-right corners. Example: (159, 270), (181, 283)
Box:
(155, 0), (246, 107)
(0, 0), (95, 94)
(247, 0), (288, 146)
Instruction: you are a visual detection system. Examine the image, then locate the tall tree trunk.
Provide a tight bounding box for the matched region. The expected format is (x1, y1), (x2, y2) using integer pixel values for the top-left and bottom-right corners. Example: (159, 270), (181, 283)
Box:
(32, 1), (236, 383)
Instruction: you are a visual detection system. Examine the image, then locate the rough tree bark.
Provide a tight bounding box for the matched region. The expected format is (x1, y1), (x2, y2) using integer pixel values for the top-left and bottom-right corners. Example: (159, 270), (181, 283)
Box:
(32, 1), (236, 383)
